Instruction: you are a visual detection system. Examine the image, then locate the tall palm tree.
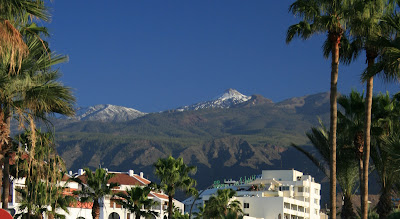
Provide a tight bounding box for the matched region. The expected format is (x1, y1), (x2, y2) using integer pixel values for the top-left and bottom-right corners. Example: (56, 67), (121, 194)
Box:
(369, 93), (400, 219)
(71, 168), (119, 219)
(0, 21), (74, 207)
(0, 0), (49, 73)
(154, 156), (197, 219)
(203, 189), (243, 219)
(116, 186), (158, 219)
(286, 1), (354, 217)
(361, 9), (400, 218)
(346, 2), (396, 218)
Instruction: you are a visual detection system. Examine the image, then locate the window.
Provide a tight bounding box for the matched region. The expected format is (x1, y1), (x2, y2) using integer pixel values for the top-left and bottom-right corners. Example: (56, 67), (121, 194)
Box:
(244, 203), (250, 208)
(315, 189), (319, 194)
(244, 213), (250, 216)
(284, 203), (291, 209)
(314, 198), (319, 205)
(298, 187), (303, 192)
(108, 212), (120, 219)
(127, 213), (130, 219)
(279, 186), (290, 191)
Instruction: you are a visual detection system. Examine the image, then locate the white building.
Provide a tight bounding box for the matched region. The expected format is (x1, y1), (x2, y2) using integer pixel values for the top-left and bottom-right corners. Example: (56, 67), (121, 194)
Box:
(5, 169), (184, 219)
(184, 169), (321, 219)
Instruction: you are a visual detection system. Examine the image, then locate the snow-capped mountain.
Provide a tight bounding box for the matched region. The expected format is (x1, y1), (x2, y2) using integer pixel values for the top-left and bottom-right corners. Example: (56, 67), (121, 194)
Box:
(176, 88), (251, 111)
(73, 104), (146, 122)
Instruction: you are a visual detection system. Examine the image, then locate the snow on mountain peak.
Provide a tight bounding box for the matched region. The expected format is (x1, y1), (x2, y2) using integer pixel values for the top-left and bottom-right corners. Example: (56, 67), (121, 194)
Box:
(177, 89), (251, 111)
(73, 104), (146, 122)
(216, 88), (250, 101)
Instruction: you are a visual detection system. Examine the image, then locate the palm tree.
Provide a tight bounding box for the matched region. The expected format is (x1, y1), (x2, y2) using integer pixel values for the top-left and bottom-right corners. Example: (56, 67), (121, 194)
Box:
(172, 207), (190, 219)
(192, 204), (205, 219)
(0, 0), (49, 73)
(14, 180), (48, 219)
(361, 9), (400, 217)
(346, 2), (396, 218)
(116, 186), (158, 219)
(154, 156), (197, 219)
(71, 168), (119, 219)
(369, 93), (400, 219)
(286, 1), (354, 217)
(292, 122), (359, 219)
(337, 90), (366, 193)
(203, 189), (243, 219)
(0, 27), (74, 208)
(12, 130), (71, 219)
(223, 210), (244, 219)
(47, 184), (76, 219)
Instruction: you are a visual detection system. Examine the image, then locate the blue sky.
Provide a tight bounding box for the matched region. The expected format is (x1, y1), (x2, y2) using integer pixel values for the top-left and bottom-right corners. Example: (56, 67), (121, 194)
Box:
(46, 1), (399, 112)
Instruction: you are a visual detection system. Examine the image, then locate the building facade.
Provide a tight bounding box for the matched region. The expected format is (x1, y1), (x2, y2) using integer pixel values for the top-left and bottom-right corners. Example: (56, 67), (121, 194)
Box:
(184, 169), (321, 219)
(5, 169), (184, 219)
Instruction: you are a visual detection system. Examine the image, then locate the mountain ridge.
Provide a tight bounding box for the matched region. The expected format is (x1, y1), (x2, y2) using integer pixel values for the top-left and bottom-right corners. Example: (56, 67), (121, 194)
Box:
(68, 89), (330, 122)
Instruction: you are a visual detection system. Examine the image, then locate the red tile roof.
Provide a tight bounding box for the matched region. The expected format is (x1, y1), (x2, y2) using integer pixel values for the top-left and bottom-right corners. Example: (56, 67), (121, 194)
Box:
(61, 174), (71, 182)
(75, 172), (151, 186)
(70, 201), (93, 209)
(150, 192), (169, 200)
(108, 173), (150, 186)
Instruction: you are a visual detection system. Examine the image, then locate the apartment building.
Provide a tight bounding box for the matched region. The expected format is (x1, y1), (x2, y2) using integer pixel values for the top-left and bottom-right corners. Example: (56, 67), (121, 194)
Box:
(184, 169), (321, 219)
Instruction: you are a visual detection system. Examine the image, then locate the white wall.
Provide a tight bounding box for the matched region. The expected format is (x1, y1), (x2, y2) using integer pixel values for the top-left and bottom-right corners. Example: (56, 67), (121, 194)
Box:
(236, 196), (284, 219)
(262, 170), (303, 182)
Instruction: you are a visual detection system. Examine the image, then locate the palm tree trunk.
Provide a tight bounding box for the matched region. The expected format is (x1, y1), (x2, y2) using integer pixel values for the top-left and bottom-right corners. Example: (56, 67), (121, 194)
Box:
(92, 200), (100, 219)
(1, 109), (10, 209)
(1, 153), (9, 209)
(0, 107), (6, 199)
(341, 193), (357, 219)
(359, 157), (364, 213)
(363, 53), (375, 219)
(377, 187), (392, 219)
(329, 31), (341, 219)
(168, 195), (173, 219)
(354, 131), (364, 215)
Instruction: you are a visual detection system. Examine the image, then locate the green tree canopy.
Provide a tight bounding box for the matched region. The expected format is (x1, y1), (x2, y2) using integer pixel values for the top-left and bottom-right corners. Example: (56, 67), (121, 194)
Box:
(154, 156), (197, 219)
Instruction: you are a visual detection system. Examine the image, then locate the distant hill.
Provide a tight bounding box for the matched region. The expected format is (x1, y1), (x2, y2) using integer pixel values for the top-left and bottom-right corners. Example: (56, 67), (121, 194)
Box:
(51, 90), (334, 202)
